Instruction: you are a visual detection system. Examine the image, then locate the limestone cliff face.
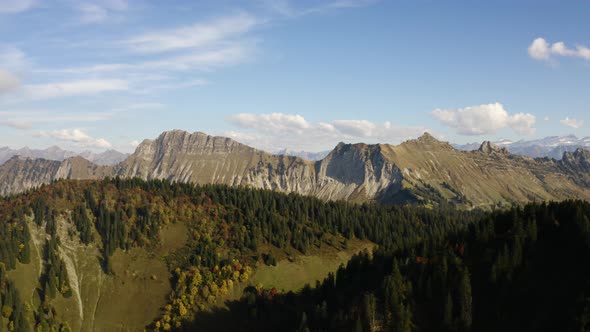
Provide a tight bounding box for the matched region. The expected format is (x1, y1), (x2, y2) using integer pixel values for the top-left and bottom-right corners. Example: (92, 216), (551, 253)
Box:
(1, 130), (590, 207)
(0, 156), (111, 196)
(313, 142), (402, 202)
(0, 157), (62, 196)
(559, 148), (590, 186)
(114, 130), (402, 202)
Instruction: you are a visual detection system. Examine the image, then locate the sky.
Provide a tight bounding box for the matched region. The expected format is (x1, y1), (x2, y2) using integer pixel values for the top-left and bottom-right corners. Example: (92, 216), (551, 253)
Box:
(0, 0), (589, 153)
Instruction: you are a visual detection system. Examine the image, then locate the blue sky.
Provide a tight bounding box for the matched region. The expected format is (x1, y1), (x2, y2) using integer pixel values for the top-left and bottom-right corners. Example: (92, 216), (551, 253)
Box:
(0, 0), (588, 152)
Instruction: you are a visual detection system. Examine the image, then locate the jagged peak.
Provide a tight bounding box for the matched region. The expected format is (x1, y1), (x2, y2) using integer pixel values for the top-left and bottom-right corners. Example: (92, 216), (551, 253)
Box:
(417, 132), (437, 142)
(478, 141), (509, 155)
(562, 147), (590, 160)
(399, 132), (454, 150)
(335, 142), (346, 149)
(7, 155), (30, 162)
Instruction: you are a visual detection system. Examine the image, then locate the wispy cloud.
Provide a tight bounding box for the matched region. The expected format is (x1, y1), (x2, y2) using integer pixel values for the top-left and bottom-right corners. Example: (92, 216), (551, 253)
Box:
(0, 46), (29, 72)
(431, 102), (536, 136)
(528, 37), (590, 62)
(31, 43), (254, 95)
(0, 69), (20, 93)
(560, 117), (584, 129)
(0, 0), (36, 13)
(23, 79), (128, 99)
(77, 0), (128, 24)
(122, 13), (260, 54)
(260, 0), (376, 18)
(79, 4), (108, 23)
(0, 109), (115, 130)
(226, 112), (429, 151)
(36, 128), (112, 148)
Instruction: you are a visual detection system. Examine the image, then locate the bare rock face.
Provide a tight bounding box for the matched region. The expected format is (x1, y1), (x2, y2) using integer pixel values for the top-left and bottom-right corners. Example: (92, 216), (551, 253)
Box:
(0, 156), (112, 196)
(0, 156), (62, 196)
(114, 130), (401, 202)
(1, 130), (590, 207)
(478, 141), (509, 155)
(559, 148), (590, 186)
(314, 143), (402, 202)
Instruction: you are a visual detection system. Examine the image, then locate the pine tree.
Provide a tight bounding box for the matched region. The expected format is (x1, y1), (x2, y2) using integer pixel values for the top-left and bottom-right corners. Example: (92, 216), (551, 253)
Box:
(443, 291), (453, 327)
(458, 269), (472, 330)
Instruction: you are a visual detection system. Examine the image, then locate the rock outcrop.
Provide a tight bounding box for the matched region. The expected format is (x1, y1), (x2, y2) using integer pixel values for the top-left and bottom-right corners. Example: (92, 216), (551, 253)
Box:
(478, 141), (509, 155)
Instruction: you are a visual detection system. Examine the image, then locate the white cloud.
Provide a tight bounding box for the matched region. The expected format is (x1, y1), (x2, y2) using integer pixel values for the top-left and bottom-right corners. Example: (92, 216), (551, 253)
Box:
(0, 46), (29, 71)
(227, 113), (310, 133)
(23, 79), (128, 99)
(528, 37), (551, 60)
(560, 117), (584, 129)
(528, 37), (590, 62)
(431, 102), (536, 136)
(331, 120), (377, 137)
(37, 129), (112, 148)
(0, 69), (19, 93)
(0, 0), (35, 13)
(225, 112), (429, 151)
(123, 13), (260, 54)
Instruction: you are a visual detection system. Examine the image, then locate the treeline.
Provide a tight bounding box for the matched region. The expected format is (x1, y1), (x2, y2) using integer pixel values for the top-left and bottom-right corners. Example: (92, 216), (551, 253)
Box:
(197, 200), (590, 332)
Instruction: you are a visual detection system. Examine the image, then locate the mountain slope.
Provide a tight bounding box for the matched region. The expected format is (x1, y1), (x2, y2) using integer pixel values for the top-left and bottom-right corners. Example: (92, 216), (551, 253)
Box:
(1, 130), (589, 207)
(382, 133), (590, 207)
(0, 156), (112, 196)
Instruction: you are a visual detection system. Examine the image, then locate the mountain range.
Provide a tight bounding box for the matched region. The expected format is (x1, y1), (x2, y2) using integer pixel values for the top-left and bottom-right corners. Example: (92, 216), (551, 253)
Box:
(1, 129), (589, 207)
(0, 146), (128, 166)
(454, 134), (590, 159)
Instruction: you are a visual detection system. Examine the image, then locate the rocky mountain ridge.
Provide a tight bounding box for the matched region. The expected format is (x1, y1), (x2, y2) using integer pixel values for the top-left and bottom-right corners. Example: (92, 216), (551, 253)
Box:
(1, 130), (590, 207)
(455, 134), (590, 159)
(0, 146), (128, 166)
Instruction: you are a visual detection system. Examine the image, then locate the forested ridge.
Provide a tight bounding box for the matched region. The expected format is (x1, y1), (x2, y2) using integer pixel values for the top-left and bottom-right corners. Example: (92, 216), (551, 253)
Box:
(205, 200), (590, 332)
(0, 178), (588, 331)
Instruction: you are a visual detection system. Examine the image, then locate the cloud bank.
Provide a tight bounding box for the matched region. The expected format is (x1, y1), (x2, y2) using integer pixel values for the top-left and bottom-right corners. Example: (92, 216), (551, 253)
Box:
(37, 129), (112, 149)
(431, 102), (536, 135)
(226, 112), (430, 151)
